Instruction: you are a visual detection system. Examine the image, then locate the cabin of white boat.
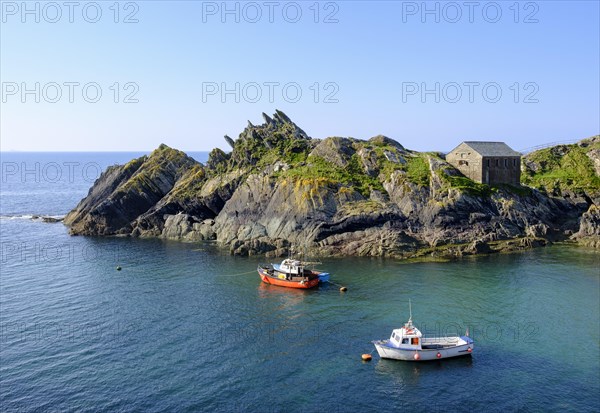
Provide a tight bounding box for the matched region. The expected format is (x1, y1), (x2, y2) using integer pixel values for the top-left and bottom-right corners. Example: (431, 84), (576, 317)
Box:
(278, 259), (304, 275)
(389, 320), (423, 350)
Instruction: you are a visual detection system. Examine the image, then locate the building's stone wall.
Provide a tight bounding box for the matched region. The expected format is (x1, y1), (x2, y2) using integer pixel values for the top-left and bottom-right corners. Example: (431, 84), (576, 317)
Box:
(446, 143), (521, 185)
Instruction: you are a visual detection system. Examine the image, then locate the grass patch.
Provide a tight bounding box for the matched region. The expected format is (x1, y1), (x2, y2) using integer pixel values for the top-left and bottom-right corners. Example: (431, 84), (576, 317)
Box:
(438, 170), (492, 197)
(370, 146), (432, 187)
(169, 165), (207, 199)
(522, 139), (600, 195)
(405, 156), (430, 186)
(255, 138), (311, 170)
(279, 155), (383, 197)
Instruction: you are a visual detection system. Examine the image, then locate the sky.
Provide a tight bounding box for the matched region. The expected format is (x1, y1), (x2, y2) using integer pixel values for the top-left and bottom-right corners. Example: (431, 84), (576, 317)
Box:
(1, 0), (599, 153)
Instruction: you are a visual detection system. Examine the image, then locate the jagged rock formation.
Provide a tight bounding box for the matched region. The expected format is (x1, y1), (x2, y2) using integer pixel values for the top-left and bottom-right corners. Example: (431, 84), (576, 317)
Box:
(64, 112), (600, 257)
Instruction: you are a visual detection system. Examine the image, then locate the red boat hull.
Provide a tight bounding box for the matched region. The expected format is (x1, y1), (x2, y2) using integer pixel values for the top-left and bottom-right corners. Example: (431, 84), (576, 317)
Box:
(258, 268), (319, 289)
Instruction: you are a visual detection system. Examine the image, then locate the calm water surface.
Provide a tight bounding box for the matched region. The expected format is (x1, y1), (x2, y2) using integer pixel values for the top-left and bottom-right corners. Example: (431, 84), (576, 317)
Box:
(1, 153), (599, 412)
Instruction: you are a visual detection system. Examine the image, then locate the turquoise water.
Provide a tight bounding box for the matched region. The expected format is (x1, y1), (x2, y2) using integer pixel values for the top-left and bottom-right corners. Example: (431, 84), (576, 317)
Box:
(1, 153), (599, 412)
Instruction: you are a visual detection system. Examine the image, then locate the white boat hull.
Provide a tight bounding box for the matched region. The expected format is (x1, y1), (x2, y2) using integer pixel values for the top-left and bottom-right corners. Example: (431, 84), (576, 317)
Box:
(373, 336), (473, 361)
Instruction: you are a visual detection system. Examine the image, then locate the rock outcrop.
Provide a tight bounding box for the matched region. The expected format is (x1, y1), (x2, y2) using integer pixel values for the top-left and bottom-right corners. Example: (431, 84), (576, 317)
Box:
(522, 136), (600, 205)
(573, 204), (600, 248)
(64, 145), (198, 235)
(64, 112), (600, 257)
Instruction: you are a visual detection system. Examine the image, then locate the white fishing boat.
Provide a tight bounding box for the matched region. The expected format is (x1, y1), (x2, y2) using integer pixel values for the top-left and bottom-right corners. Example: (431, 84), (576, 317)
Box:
(372, 302), (474, 361)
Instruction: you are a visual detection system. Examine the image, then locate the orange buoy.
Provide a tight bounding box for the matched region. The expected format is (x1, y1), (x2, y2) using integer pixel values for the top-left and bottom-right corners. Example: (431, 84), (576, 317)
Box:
(436, 352), (442, 359)
(467, 347), (472, 353)
(361, 354), (372, 361)
(413, 352), (420, 361)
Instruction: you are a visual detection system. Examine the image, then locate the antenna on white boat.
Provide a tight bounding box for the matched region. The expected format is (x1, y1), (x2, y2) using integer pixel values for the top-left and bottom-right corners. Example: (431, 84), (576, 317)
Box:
(408, 299), (412, 323)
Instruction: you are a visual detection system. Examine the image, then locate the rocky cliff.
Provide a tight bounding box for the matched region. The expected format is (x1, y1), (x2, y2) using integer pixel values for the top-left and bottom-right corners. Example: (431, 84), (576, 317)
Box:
(65, 112), (600, 258)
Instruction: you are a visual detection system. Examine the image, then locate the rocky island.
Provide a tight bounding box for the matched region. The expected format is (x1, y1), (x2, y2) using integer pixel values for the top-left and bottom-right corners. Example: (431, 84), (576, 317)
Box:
(64, 111), (600, 258)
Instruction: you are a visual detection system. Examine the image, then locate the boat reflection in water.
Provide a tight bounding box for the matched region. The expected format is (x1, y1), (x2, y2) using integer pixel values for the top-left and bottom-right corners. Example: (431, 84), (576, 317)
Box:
(256, 282), (311, 316)
(374, 355), (473, 388)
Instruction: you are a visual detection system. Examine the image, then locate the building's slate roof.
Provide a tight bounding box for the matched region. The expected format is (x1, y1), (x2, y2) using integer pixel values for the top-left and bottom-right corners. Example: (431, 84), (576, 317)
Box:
(457, 141), (521, 157)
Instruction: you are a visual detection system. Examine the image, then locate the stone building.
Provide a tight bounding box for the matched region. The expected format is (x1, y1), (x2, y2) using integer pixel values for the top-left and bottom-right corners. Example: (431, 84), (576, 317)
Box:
(446, 141), (521, 185)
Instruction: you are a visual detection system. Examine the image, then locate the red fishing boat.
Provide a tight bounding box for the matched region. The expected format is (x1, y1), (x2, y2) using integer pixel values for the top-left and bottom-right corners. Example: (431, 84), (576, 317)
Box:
(257, 258), (325, 289)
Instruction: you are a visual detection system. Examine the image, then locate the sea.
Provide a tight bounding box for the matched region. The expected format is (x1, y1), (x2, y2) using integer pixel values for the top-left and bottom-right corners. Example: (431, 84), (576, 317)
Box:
(1, 152), (599, 413)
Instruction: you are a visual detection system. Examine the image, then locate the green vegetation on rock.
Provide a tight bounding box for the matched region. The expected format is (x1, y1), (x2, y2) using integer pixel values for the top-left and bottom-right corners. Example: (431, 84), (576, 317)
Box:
(121, 144), (195, 194)
(278, 155), (383, 197)
(522, 137), (600, 196)
(256, 138), (312, 169)
(169, 164), (207, 200)
(65, 110), (599, 256)
(405, 156), (430, 187)
(437, 168), (492, 197)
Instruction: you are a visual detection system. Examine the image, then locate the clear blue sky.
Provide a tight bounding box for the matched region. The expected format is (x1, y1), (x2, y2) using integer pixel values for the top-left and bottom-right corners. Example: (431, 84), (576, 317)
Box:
(1, 1), (599, 152)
